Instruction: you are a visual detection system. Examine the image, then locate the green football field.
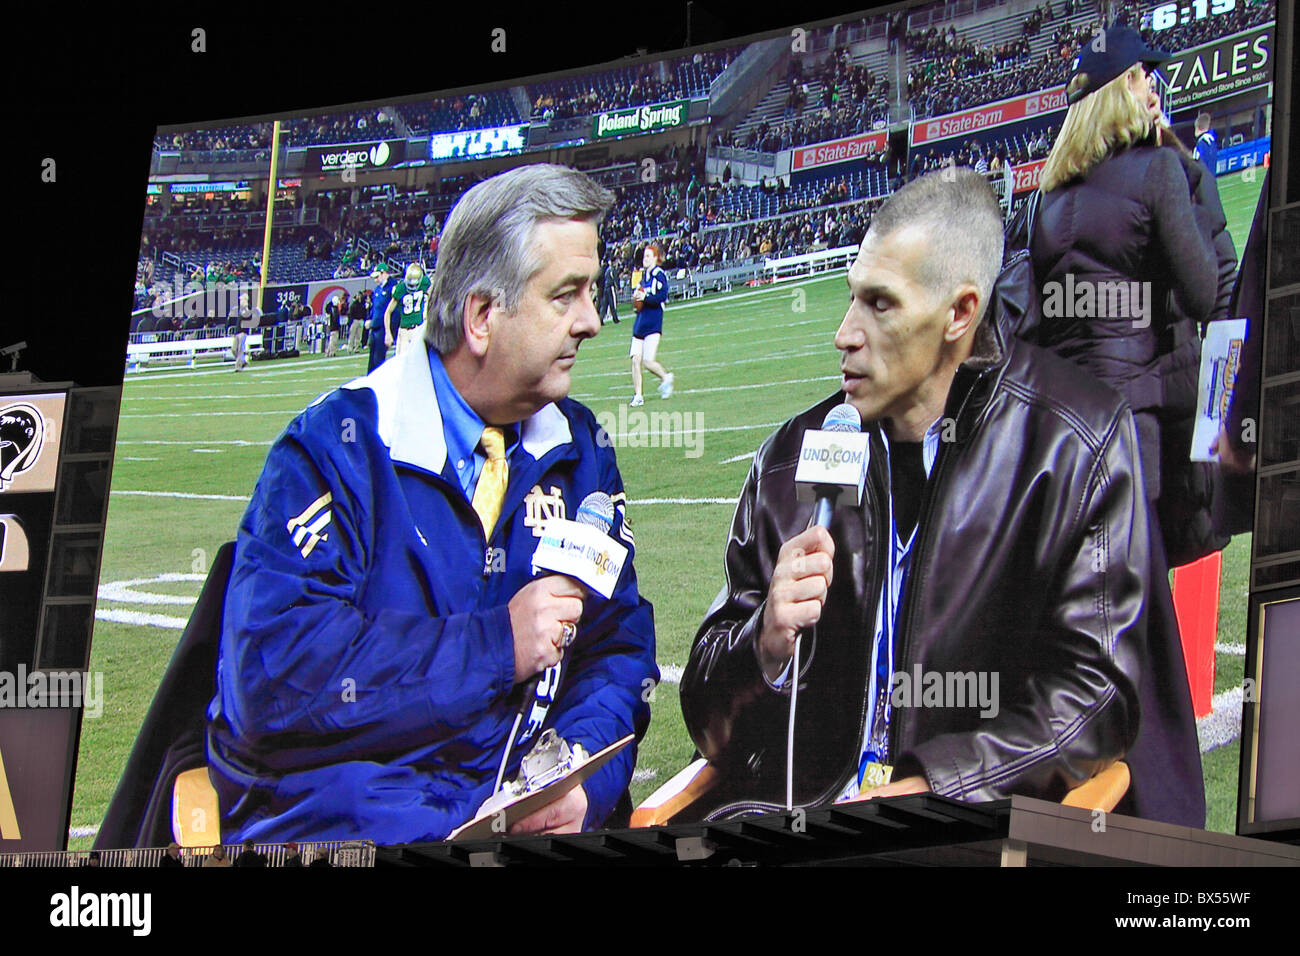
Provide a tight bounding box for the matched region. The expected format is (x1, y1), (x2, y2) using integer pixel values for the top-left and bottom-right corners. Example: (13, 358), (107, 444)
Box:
(68, 171), (1265, 847)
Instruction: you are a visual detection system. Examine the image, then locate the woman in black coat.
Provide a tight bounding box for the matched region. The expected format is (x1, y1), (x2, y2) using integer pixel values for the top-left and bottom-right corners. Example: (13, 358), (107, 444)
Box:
(1025, 23), (1223, 829)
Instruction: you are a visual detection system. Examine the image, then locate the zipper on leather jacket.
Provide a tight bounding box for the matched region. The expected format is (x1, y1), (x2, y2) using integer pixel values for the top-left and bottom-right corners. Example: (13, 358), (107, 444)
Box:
(888, 373), (986, 762)
(716, 463), (890, 821)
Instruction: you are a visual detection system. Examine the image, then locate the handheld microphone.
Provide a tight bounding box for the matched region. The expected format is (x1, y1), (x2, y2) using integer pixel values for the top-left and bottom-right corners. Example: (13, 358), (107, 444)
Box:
(795, 403), (869, 527)
(498, 492), (624, 794)
(574, 490), (615, 535)
(530, 490), (628, 599)
(785, 403), (869, 810)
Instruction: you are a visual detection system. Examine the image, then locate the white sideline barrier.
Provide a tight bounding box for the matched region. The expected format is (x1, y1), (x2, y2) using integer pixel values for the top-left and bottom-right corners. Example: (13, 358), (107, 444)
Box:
(123, 327), (295, 370)
(763, 244), (860, 281)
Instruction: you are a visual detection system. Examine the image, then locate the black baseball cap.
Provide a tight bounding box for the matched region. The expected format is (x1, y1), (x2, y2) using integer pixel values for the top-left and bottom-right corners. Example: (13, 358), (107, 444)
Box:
(1067, 22), (1171, 104)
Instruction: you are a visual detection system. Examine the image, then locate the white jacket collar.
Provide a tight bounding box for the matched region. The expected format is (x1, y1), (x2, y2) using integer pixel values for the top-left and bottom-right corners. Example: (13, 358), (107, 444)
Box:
(341, 340), (572, 472)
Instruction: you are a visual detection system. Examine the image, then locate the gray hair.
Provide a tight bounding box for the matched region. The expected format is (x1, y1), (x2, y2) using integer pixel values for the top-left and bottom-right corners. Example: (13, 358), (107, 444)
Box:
(866, 168), (1004, 315)
(425, 164), (614, 352)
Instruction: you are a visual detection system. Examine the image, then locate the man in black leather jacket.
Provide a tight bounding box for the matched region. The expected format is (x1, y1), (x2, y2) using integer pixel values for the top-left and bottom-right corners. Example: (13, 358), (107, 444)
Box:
(681, 170), (1155, 821)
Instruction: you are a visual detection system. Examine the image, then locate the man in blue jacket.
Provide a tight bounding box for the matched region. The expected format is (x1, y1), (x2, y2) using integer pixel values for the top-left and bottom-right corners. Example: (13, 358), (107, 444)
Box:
(207, 164), (658, 844)
(366, 263), (398, 373)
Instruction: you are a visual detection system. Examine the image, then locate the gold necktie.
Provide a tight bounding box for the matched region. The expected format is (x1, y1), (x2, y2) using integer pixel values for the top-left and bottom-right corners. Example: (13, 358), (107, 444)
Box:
(471, 426), (509, 538)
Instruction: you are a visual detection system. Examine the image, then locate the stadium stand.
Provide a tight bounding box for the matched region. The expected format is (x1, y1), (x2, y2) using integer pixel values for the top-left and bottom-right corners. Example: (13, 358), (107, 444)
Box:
(154, 109), (400, 153)
(908, 123), (1058, 176)
(140, 164), (891, 296)
(528, 49), (736, 121)
(396, 90), (521, 133)
(724, 35), (891, 151)
(906, 2), (1099, 118)
(281, 108), (400, 146)
(153, 125), (273, 152)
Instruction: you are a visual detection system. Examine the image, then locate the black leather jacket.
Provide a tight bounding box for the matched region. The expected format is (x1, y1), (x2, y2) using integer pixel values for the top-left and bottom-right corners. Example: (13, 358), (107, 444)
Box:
(680, 319), (1147, 819)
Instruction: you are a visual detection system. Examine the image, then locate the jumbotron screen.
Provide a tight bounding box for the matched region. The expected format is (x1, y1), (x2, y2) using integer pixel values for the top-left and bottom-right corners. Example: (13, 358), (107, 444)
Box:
(4, 0), (1285, 856)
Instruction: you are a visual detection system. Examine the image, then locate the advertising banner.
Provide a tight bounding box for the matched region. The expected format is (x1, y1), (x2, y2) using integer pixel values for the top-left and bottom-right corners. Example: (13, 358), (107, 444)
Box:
(304, 139), (407, 173)
(593, 100), (690, 139)
(261, 283), (308, 318)
(1012, 158), (1048, 194)
(1215, 136), (1270, 176)
(791, 131), (888, 172)
(910, 86), (1068, 147)
(306, 277), (375, 315)
(1161, 24), (1273, 112)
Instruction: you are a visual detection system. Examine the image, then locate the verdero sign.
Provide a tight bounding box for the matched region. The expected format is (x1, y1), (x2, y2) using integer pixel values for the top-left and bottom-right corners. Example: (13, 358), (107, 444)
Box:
(306, 139), (405, 173)
(791, 131), (888, 171)
(911, 87), (1068, 147)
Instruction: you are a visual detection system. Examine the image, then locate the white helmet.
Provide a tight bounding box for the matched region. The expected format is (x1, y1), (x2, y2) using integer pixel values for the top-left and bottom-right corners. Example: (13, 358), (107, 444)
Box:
(405, 263), (424, 286)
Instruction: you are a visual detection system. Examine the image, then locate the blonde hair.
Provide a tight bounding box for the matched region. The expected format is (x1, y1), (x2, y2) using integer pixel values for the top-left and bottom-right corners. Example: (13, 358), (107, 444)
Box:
(1039, 64), (1152, 192)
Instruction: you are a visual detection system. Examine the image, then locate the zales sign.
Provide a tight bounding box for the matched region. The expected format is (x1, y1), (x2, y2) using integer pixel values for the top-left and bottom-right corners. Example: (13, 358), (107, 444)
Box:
(1161, 24), (1273, 111)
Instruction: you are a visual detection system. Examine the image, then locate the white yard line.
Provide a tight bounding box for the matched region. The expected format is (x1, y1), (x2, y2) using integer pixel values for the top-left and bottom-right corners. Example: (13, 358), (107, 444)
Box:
(116, 439), (273, 446)
(658, 664), (684, 685)
(94, 608), (189, 629)
(1197, 686), (1243, 754)
(630, 497), (737, 505)
(118, 410), (304, 419)
(112, 490), (249, 501)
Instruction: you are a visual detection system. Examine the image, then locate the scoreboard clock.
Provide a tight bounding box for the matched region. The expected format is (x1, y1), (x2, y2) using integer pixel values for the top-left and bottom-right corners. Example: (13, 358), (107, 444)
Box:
(1151, 0), (1239, 29)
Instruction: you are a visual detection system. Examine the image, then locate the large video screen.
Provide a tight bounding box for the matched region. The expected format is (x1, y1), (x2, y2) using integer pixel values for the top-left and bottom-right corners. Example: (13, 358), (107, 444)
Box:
(25, 0), (1283, 853)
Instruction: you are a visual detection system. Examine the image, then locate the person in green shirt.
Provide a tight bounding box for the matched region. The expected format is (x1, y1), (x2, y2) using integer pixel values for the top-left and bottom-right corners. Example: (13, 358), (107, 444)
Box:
(384, 262), (432, 355)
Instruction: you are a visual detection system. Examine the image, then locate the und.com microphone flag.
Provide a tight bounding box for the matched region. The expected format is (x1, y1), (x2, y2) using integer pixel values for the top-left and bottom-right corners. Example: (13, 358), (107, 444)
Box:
(795, 403), (870, 527)
(530, 491), (628, 598)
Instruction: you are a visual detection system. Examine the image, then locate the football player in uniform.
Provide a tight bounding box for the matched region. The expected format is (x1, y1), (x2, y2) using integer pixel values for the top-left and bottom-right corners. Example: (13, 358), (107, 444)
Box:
(384, 262), (432, 355)
(628, 242), (674, 406)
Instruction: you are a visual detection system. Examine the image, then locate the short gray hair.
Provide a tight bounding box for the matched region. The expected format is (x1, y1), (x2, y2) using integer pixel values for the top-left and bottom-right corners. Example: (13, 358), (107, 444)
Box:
(866, 168), (1004, 315)
(425, 164), (614, 352)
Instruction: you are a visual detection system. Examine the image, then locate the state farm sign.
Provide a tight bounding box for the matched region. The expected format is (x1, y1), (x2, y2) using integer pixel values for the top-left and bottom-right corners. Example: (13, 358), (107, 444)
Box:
(1012, 158), (1047, 194)
(911, 87), (1068, 147)
(791, 131), (888, 171)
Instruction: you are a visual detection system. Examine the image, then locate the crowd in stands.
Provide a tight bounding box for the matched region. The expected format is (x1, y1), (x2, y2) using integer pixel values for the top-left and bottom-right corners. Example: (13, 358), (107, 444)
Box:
(907, 2), (1093, 118)
(154, 110), (394, 153)
(599, 158), (889, 285)
(131, 255), (267, 335)
(716, 48), (890, 153)
(609, 196), (880, 281)
(283, 108), (399, 146)
(907, 125), (1057, 182)
(907, 25), (1032, 71)
(718, 200), (879, 261)
(529, 49), (736, 121)
(139, 191), (272, 263)
(909, 35), (1086, 117)
(397, 91), (519, 133)
(154, 124), (273, 152)
(139, 139), (891, 305)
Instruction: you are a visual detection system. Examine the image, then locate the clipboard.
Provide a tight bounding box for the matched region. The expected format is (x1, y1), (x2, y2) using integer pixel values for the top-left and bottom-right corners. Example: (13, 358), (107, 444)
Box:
(449, 734), (634, 840)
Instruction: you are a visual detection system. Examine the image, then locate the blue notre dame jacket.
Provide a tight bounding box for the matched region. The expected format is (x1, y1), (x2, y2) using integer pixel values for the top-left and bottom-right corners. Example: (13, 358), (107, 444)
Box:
(206, 341), (658, 844)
